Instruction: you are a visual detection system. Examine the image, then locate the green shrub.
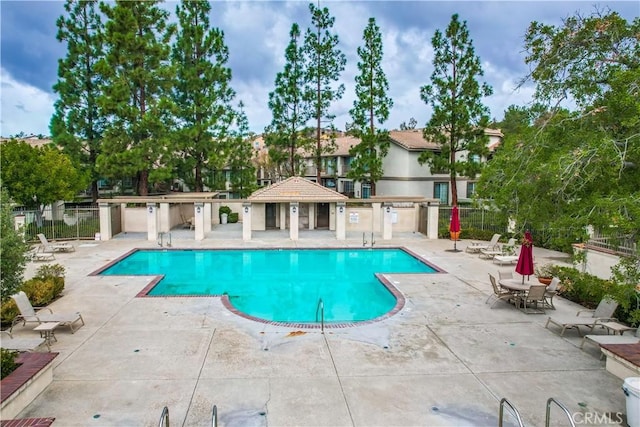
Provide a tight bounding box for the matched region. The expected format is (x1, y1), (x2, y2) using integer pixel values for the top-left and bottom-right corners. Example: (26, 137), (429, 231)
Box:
(0, 299), (19, 326)
(34, 264), (65, 297)
(228, 212), (239, 223)
(219, 205), (232, 222)
(21, 277), (57, 307)
(1, 348), (19, 379)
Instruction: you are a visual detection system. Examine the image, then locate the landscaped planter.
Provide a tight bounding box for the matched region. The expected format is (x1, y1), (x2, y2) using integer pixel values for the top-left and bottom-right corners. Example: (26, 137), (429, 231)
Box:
(0, 352), (58, 420)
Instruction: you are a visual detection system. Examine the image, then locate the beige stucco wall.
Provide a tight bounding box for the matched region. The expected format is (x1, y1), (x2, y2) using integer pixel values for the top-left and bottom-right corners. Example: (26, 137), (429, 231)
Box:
(123, 207), (147, 232)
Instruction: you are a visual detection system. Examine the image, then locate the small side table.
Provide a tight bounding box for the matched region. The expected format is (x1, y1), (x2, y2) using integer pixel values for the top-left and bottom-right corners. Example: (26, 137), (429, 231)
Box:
(34, 322), (60, 345)
(599, 321), (635, 335)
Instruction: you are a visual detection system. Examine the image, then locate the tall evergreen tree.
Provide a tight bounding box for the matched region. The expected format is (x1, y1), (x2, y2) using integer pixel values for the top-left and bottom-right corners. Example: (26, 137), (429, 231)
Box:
(228, 102), (257, 198)
(96, 0), (176, 196)
(172, 0), (235, 192)
(265, 23), (313, 178)
(51, 0), (105, 202)
(419, 13), (492, 206)
(348, 17), (393, 196)
(303, 3), (346, 184)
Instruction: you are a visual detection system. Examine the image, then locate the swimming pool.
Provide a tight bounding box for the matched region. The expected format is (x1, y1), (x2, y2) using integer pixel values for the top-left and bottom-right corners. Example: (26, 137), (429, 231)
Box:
(95, 248), (440, 326)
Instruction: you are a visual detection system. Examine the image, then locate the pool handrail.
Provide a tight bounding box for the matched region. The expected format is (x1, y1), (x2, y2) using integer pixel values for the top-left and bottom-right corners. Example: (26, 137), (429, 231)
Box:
(158, 406), (169, 427)
(211, 404), (217, 427)
(315, 298), (324, 334)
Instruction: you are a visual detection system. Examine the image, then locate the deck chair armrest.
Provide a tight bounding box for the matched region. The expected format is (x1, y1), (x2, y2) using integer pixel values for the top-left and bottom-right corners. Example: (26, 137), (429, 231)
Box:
(34, 307), (54, 314)
(594, 317), (618, 324)
(576, 309), (595, 317)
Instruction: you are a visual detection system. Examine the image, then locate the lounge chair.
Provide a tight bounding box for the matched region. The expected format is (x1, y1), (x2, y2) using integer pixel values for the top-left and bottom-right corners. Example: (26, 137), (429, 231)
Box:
(37, 233), (75, 252)
(466, 233), (501, 253)
(580, 327), (640, 352)
(29, 246), (55, 262)
(10, 291), (84, 334)
(519, 285), (547, 314)
(493, 255), (518, 265)
(486, 274), (515, 308)
(542, 277), (561, 310)
(0, 330), (50, 352)
(545, 297), (619, 336)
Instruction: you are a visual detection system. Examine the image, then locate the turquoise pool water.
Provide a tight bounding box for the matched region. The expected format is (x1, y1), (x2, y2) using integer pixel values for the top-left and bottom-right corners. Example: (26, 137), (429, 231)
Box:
(98, 248), (438, 323)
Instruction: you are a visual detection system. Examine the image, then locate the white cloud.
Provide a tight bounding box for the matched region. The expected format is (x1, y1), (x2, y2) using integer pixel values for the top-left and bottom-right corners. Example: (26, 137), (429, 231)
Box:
(0, 68), (54, 137)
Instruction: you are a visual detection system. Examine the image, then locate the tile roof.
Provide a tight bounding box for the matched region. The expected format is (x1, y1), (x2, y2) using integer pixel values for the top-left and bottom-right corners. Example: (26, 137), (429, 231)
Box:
(389, 128), (504, 151)
(248, 176), (348, 202)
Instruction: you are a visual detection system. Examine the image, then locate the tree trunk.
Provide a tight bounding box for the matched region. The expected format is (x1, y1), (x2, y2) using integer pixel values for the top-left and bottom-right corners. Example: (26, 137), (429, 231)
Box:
(90, 180), (99, 203)
(138, 170), (149, 196)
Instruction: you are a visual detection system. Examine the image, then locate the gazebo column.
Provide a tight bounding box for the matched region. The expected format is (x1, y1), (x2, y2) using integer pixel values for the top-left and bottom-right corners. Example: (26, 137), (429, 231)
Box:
(242, 203), (252, 241)
(289, 202), (299, 240)
(194, 203), (204, 241)
(204, 203), (212, 233)
(308, 204), (315, 230)
(159, 202), (170, 233)
(383, 203), (393, 240)
(372, 202), (382, 232)
(98, 202), (112, 241)
(336, 202), (346, 240)
(426, 200), (440, 239)
(279, 204), (287, 230)
(147, 203), (158, 241)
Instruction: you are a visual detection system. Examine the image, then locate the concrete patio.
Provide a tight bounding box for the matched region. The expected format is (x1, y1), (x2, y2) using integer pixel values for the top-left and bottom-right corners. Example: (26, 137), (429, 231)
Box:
(5, 226), (629, 426)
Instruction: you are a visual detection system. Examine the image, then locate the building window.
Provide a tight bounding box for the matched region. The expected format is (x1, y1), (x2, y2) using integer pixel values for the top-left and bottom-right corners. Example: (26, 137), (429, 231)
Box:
(467, 182), (476, 198)
(342, 180), (354, 194)
(470, 154), (481, 163)
(362, 184), (371, 199)
(434, 182), (449, 204)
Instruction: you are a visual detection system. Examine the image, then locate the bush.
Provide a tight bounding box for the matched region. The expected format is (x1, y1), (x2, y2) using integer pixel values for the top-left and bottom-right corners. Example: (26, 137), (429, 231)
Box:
(0, 299), (19, 326)
(1, 348), (19, 379)
(228, 212), (239, 223)
(21, 278), (58, 307)
(34, 264), (65, 297)
(219, 205), (232, 222)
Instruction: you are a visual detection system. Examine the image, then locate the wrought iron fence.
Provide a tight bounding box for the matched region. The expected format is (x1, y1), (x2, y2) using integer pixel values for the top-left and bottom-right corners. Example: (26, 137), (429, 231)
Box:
(587, 233), (637, 256)
(439, 206), (507, 234)
(14, 205), (100, 243)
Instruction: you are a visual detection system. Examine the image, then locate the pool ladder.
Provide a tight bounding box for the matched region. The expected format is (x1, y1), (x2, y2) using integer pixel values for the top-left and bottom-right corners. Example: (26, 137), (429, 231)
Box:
(362, 232), (375, 247)
(498, 397), (576, 427)
(158, 404), (217, 427)
(157, 232), (172, 247)
(315, 298), (324, 333)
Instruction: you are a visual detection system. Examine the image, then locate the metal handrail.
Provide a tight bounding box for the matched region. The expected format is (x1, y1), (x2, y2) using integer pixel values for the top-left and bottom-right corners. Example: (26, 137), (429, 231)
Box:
(211, 404), (217, 427)
(158, 406), (169, 427)
(545, 398), (576, 427)
(498, 398), (524, 427)
(315, 298), (324, 334)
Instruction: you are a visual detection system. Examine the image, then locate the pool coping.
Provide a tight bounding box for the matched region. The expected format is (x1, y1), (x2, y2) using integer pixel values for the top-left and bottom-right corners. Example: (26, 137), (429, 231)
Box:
(88, 246), (445, 329)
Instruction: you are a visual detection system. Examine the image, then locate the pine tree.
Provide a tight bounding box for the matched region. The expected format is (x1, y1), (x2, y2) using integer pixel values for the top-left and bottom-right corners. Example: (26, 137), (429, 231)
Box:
(265, 23), (313, 178)
(172, 0), (235, 192)
(228, 102), (257, 198)
(347, 17), (393, 196)
(96, 0), (176, 196)
(419, 13), (492, 206)
(303, 3), (346, 184)
(51, 0), (105, 202)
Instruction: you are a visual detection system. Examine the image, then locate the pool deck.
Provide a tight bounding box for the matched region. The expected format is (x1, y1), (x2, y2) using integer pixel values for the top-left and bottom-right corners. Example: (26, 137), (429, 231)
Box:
(6, 226), (628, 426)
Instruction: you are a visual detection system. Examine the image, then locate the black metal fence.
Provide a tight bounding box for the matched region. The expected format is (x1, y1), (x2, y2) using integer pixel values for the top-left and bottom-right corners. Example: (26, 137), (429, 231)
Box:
(14, 206), (100, 243)
(439, 206), (507, 235)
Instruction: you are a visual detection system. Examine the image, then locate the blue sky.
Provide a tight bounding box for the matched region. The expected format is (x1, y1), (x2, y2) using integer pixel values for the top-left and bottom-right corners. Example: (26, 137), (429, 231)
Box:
(1, 0), (638, 137)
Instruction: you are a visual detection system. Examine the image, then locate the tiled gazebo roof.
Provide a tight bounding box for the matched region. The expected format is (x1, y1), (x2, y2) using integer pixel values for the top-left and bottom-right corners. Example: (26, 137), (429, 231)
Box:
(248, 177), (348, 202)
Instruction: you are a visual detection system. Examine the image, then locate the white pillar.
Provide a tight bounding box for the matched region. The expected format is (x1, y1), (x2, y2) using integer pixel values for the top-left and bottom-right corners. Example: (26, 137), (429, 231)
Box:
(194, 203), (204, 241)
(146, 203), (158, 241)
(204, 203), (212, 232)
(372, 202), (382, 232)
(13, 215), (26, 237)
(279, 204), (287, 230)
(289, 202), (299, 240)
(98, 203), (112, 240)
(159, 202), (170, 233)
(383, 203), (393, 240)
(426, 201), (440, 239)
(308, 203), (315, 230)
(336, 202), (346, 240)
(242, 203), (252, 241)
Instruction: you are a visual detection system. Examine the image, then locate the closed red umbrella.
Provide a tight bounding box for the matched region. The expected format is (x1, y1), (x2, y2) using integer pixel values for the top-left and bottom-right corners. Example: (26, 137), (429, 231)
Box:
(516, 230), (534, 282)
(447, 205), (461, 252)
